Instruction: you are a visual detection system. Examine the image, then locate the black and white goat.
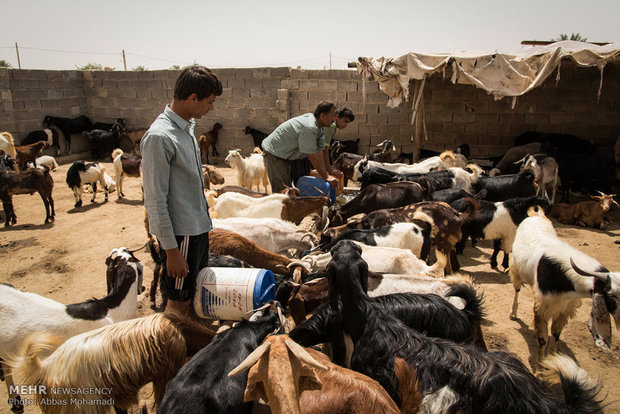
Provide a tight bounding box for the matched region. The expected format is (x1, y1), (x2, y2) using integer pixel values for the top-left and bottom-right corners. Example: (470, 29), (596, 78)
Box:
(66, 160), (108, 207)
(452, 196), (550, 270)
(159, 303), (284, 413)
(510, 214), (620, 367)
(20, 129), (59, 155)
(43, 115), (93, 155)
(290, 282), (486, 366)
(326, 240), (604, 412)
(0, 247), (144, 413)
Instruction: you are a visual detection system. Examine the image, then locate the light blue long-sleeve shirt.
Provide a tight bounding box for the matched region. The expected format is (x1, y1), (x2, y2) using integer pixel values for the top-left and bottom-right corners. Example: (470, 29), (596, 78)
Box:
(261, 113), (325, 160)
(141, 106), (212, 250)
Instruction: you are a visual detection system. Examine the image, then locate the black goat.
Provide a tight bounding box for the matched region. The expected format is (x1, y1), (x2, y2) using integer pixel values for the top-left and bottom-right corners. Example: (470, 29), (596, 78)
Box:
(329, 138), (360, 162)
(432, 188), (486, 204)
(158, 305), (282, 413)
(515, 130), (595, 154)
(91, 118), (125, 131)
(360, 166), (455, 191)
(43, 115), (93, 154)
(553, 151), (615, 202)
(472, 169), (536, 202)
(244, 126), (268, 149)
(327, 240), (604, 412)
(84, 121), (125, 160)
(290, 283), (486, 366)
(20, 129), (59, 155)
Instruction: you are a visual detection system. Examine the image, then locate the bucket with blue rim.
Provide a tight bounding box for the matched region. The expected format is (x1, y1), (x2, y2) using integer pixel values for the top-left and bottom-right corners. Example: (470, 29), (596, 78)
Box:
(296, 175), (336, 204)
(193, 267), (276, 321)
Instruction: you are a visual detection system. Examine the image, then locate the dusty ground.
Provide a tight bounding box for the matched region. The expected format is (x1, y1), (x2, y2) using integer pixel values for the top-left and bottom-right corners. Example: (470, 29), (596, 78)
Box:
(0, 156), (619, 413)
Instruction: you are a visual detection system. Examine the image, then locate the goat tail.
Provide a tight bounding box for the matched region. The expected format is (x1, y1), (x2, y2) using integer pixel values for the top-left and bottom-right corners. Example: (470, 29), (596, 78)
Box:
(111, 148), (123, 160)
(417, 177), (434, 200)
(393, 357), (423, 414)
(458, 197), (480, 223)
(538, 353), (606, 413)
(446, 283), (485, 323)
(7, 331), (63, 387)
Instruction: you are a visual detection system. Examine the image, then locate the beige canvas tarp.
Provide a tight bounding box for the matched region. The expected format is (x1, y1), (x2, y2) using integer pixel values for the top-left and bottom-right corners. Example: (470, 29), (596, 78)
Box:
(357, 40), (620, 108)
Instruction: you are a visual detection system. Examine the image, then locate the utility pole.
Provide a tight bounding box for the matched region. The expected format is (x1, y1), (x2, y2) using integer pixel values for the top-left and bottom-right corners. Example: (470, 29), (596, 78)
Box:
(329, 52), (332, 70)
(15, 42), (21, 69)
(122, 50), (127, 71)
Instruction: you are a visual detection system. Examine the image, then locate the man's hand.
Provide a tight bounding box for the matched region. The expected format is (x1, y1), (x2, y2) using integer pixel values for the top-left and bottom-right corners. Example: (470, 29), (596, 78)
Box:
(166, 248), (189, 278)
(329, 168), (343, 179)
(326, 175), (338, 189)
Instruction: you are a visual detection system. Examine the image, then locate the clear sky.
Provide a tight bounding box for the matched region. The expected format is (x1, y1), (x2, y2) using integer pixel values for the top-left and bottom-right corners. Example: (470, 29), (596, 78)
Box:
(1, 0), (618, 71)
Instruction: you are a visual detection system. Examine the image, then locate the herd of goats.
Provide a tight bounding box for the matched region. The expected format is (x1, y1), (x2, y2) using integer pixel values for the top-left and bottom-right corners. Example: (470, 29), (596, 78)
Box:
(0, 114), (619, 413)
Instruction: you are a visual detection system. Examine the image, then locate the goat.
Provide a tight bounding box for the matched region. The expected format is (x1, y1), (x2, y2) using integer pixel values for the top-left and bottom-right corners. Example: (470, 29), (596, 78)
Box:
(84, 121), (125, 160)
(15, 141), (48, 170)
(327, 240), (604, 412)
(213, 217), (318, 257)
(20, 129), (59, 155)
(210, 230), (310, 281)
(111, 148), (142, 199)
(35, 155), (58, 171)
(369, 139), (398, 162)
(43, 115), (93, 155)
(215, 185), (268, 198)
(510, 214), (620, 366)
(395, 144), (471, 164)
(515, 130), (595, 154)
(225, 149), (269, 192)
(198, 122), (223, 164)
(432, 188), (486, 204)
(332, 152), (363, 186)
(8, 309), (216, 413)
(0, 247), (144, 413)
(202, 164), (225, 190)
(211, 192), (329, 224)
(90, 118), (125, 131)
(323, 201), (467, 275)
(519, 154), (559, 203)
(473, 168), (537, 202)
(327, 180), (433, 227)
(550, 192), (618, 229)
(0, 153), (17, 172)
(452, 196), (550, 270)
(290, 283), (486, 367)
(553, 150), (616, 203)
(125, 128), (148, 156)
(353, 150), (468, 179)
(0, 132), (17, 159)
(488, 142), (543, 176)
(229, 334), (422, 414)
(159, 303), (283, 413)
(244, 126), (269, 149)
(0, 166), (55, 226)
(329, 138), (360, 162)
(66, 160), (108, 207)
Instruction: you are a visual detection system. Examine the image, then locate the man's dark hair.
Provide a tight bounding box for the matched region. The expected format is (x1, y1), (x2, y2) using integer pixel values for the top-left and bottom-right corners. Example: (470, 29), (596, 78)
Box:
(313, 101), (336, 118)
(337, 107), (355, 122)
(174, 65), (223, 100)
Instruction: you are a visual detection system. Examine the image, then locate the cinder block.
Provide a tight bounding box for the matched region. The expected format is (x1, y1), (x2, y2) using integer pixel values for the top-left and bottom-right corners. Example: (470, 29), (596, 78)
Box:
(549, 112), (574, 124)
(291, 69), (309, 79)
(453, 112), (475, 123)
(270, 67), (291, 78)
(232, 88), (250, 98)
(262, 78), (281, 89)
(366, 114), (387, 125)
(337, 81), (358, 92)
(346, 91), (364, 102)
(280, 79), (300, 89)
(299, 80), (319, 90)
(430, 112), (452, 122)
(252, 68), (270, 79)
(317, 80), (338, 91)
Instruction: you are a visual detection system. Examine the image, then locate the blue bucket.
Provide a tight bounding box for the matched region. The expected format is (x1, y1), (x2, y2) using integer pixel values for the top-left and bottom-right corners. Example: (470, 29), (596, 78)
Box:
(296, 175), (336, 204)
(193, 267), (276, 320)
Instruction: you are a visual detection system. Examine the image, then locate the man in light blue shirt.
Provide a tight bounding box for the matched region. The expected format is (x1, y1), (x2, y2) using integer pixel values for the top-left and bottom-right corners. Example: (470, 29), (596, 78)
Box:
(262, 101), (337, 193)
(141, 65), (222, 316)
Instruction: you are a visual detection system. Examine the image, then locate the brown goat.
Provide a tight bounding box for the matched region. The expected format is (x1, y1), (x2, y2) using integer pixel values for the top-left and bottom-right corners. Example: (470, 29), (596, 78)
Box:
(550, 192), (618, 229)
(15, 141), (48, 170)
(210, 230), (309, 281)
(199, 122), (223, 164)
(228, 335), (421, 414)
(0, 167), (55, 226)
(202, 164), (225, 190)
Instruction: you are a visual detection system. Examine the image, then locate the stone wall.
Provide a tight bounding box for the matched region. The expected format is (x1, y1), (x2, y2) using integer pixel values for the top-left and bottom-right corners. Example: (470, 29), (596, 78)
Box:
(1, 60), (618, 159)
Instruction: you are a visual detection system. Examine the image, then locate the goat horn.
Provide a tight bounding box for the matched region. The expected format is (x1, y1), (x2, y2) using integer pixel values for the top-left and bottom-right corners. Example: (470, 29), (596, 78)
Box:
(570, 258), (608, 280)
(292, 267), (303, 283)
(300, 233), (316, 243)
(228, 341), (272, 378)
(245, 302), (271, 315)
(284, 280), (300, 287)
(277, 306), (287, 330)
(303, 277), (326, 286)
(313, 186), (327, 196)
(284, 339), (328, 371)
(127, 242), (148, 254)
(287, 259), (311, 273)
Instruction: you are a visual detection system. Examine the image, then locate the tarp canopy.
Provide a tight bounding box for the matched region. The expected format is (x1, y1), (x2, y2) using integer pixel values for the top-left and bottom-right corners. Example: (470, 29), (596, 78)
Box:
(357, 41), (620, 108)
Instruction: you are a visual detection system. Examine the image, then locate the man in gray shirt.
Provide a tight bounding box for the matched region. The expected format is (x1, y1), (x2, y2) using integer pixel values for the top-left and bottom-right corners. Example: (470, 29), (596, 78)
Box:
(262, 101), (338, 193)
(141, 65), (222, 316)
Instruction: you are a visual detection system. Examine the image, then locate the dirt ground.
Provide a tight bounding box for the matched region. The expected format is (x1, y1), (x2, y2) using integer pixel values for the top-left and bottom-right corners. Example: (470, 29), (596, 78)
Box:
(1, 156), (619, 413)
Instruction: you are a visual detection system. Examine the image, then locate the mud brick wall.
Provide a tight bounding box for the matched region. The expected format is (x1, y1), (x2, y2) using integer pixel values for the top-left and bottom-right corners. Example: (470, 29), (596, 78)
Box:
(1, 60), (618, 160)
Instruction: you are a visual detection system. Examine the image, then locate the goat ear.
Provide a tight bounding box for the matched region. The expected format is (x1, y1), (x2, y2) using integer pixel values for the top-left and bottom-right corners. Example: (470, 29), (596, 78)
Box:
(243, 370), (268, 403)
(589, 293), (612, 350)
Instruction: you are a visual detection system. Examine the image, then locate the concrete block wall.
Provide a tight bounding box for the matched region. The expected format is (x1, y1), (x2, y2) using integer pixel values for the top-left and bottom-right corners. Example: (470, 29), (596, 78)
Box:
(1, 60), (618, 161)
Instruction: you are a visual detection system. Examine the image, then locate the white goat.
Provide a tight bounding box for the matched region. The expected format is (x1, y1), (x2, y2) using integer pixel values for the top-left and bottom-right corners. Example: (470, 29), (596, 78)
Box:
(35, 155), (58, 171)
(0, 248), (144, 412)
(520, 154), (559, 204)
(509, 214), (620, 368)
(303, 241), (434, 275)
(212, 217), (318, 257)
(0, 132), (17, 159)
(352, 150), (468, 180)
(225, 149), (269, 192)
(212, 192), (289, 219)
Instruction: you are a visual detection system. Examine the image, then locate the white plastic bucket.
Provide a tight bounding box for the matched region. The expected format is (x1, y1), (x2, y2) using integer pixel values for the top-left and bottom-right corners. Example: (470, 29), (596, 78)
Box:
(193, 267), (276, 321)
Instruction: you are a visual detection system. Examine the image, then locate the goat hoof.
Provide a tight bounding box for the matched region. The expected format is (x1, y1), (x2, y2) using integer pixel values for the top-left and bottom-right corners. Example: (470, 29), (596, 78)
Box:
(75, 201), (82, 208)
(490, 262), (497, 269)
(9, 397), (24, 413)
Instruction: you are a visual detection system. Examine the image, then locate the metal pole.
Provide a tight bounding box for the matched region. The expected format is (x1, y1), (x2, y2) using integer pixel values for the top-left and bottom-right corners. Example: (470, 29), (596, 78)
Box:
(15, 42), (21, 69)
(122, 50), (127, 71)
(329, 52), (332, 70)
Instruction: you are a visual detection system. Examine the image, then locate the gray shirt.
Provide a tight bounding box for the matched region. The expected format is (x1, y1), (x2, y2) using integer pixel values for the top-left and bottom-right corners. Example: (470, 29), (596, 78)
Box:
(141, 106), (212, 250)
(261, 113), (325, 160)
